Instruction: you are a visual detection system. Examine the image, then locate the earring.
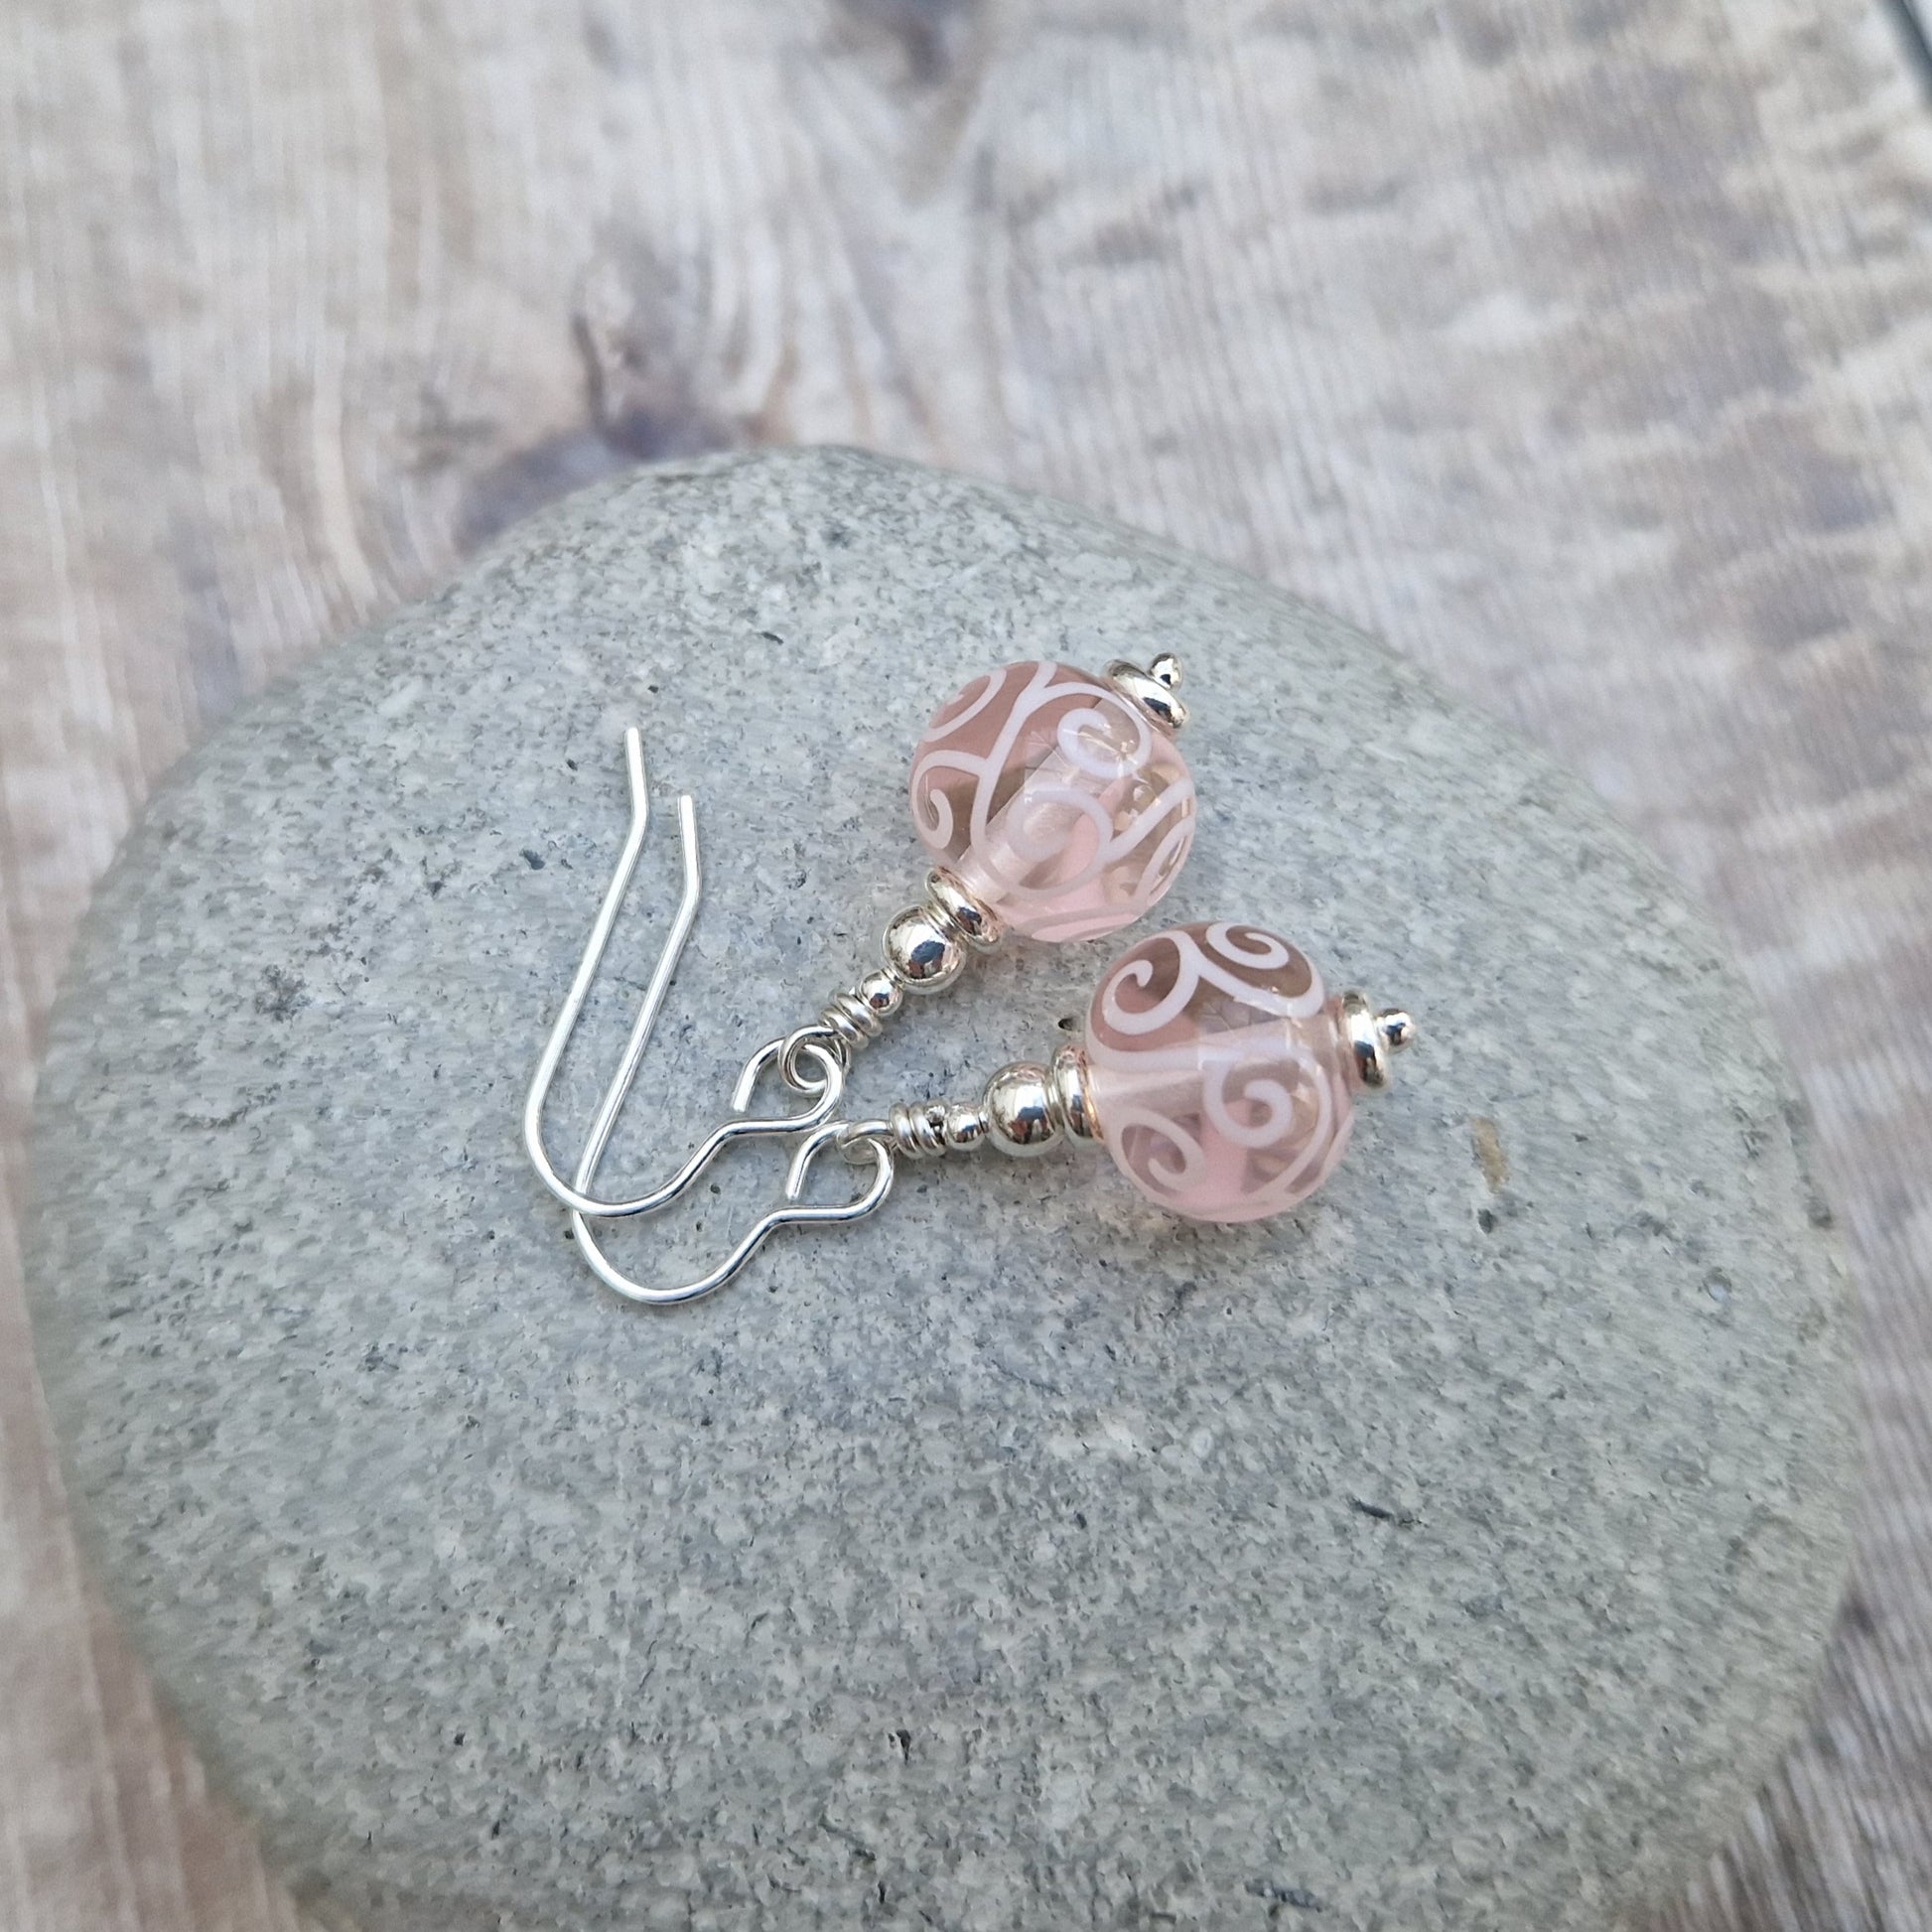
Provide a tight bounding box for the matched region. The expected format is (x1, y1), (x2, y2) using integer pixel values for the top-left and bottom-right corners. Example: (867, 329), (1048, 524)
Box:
(522, 656), (1416, 1308)
(556, 912), (1416, 1306)
(851, 919), (1416, 1223)
(524, 654), (1198, 1221)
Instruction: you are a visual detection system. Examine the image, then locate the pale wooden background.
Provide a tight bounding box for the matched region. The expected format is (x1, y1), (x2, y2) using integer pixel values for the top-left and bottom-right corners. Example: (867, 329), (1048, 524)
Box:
(4, 2), (1930, 1927)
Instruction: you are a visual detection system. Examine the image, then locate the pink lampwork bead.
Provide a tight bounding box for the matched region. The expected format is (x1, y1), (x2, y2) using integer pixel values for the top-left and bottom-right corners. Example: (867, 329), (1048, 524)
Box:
(908, 660), (1195, 943)
(1083, 921), (1363, 1223)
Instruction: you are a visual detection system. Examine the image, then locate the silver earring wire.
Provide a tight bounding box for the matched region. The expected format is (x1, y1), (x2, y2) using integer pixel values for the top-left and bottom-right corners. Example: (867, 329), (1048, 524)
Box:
(521, 729), (845, 1221)
(522, 729), (894, 1306)
(568, 1125), (894, 1308)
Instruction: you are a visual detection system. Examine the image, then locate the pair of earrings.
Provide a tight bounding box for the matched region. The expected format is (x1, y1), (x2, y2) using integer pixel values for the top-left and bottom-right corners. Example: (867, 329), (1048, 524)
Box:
(524, 655), (1415, 1305)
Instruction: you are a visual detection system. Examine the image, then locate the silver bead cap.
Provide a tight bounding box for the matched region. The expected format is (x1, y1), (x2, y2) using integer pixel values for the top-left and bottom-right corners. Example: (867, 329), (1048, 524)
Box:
(1105, 652), (1188, 733)
(1338, 991), (1419, 1091)
(924, 867), (1005, 952)
(1047, 1042), (1101, 1144)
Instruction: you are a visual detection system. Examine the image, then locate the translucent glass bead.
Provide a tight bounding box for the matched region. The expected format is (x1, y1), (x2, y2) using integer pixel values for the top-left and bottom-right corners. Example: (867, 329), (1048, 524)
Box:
(908, 661), (1195, 943)
(1083, 922), (1359, 1222)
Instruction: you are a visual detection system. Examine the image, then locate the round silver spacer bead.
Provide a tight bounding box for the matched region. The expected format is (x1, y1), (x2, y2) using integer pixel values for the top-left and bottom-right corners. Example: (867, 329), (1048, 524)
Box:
(982, 1061), (1061, 1156)
(940, 1100), (991, 1154)
(858, 968), (904, 1018)
(1105, 652), (1188, 734)
(1338, 991), (1419, 1091)
(883, 905), (967, 994)
(923, 868), (1005, 952)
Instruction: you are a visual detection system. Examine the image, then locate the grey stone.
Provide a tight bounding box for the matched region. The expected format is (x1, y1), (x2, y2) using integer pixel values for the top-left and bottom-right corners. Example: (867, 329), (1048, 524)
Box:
(26, 448), (1855, 1931)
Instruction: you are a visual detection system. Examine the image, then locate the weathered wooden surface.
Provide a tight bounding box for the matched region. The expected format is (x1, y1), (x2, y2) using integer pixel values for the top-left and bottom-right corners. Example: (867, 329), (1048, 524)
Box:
(2, 1), (1928, 1926)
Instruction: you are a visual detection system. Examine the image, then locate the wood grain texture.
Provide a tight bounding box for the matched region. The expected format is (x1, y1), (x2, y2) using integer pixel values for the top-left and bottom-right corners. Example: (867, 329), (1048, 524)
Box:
(2, 1), (1928, 1925)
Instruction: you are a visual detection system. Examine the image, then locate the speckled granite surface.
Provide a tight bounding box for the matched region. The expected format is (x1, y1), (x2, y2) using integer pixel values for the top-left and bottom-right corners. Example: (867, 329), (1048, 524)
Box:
(25, 450), (1856, 1930)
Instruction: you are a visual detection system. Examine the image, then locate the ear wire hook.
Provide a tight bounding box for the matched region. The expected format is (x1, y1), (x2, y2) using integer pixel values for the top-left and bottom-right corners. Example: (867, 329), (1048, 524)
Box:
(521, 729), (844, 1224)
(567, 1126), (895, 1307)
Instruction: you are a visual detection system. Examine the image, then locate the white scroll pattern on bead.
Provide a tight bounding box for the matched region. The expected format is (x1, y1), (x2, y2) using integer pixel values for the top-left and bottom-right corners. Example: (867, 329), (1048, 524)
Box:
(909, 660), (1196, 943)
(1086, 922), (1356, 1220)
